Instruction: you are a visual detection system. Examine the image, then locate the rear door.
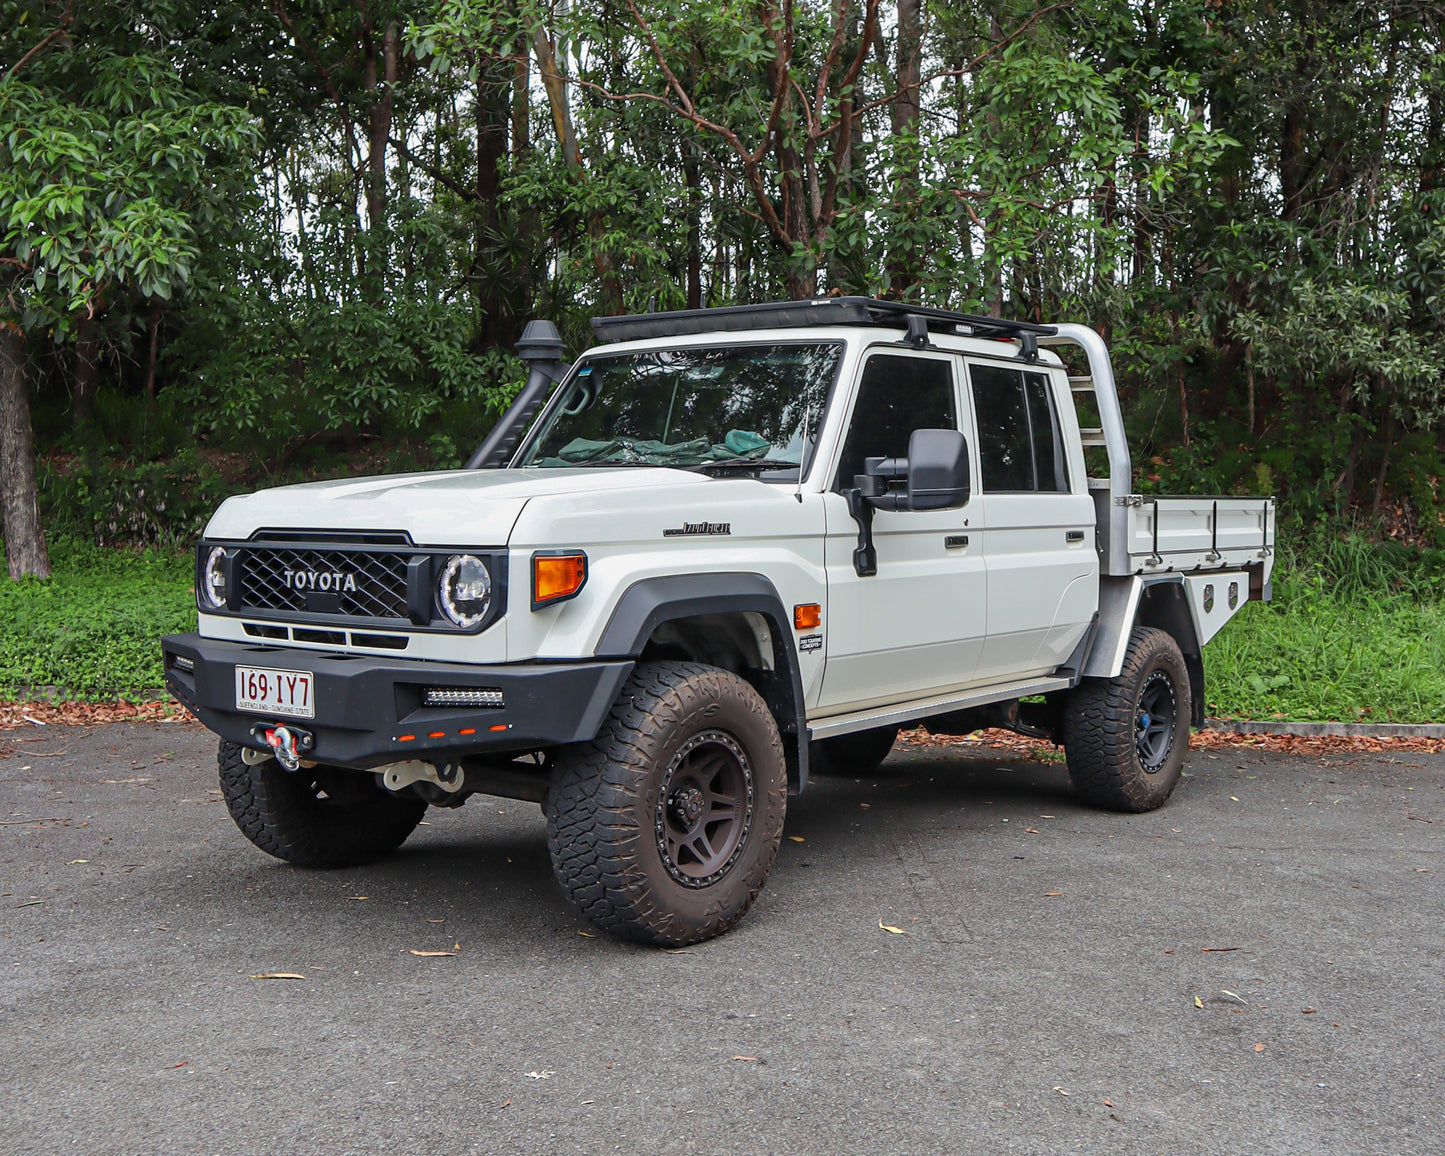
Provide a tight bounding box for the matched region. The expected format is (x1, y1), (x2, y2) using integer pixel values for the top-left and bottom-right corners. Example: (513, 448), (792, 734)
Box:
(966, 361), (1096, 682)
(816, 349), (987, 713)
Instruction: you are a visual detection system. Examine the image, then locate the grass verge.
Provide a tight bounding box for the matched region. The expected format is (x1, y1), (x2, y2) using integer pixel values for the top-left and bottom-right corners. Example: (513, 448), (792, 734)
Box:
(0, 540), (196, 698)
(0, 535), (1441, 724)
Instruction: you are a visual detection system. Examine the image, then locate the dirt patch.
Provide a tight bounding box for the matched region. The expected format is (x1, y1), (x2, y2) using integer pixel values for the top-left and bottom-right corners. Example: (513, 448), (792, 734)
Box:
(898, 726), (1445, 759)
(0, 698), (202, 731)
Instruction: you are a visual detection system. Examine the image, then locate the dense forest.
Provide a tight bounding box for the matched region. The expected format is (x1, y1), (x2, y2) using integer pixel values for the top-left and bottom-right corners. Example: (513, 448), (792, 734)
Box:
(1, 0), (1442, 579)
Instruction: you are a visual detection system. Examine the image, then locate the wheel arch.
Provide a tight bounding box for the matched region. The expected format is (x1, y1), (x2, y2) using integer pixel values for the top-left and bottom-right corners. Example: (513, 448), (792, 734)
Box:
(594, 573), (810, 790)
(1081, 575), (1204, 727)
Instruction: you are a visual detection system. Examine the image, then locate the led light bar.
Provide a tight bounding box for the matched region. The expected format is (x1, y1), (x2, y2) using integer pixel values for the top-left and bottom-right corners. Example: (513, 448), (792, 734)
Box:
(171, 655), (195, 674)
(422, 687), (505, 709)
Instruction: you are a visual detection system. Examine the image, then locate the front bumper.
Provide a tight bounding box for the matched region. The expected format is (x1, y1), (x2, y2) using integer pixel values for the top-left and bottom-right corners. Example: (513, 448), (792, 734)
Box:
(161, 633), (633, 769)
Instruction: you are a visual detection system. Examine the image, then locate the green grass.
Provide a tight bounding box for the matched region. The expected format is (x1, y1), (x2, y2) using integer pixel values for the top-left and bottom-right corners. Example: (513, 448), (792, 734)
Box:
(0, 540), (196, 697)
(1, 535), (1441, 723)
(1204, 565), (1445, 723)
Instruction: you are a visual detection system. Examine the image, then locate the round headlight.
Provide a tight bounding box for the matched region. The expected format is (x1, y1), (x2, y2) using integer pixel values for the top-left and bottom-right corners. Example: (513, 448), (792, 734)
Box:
(438, 554), (492, 627)
(201, 546), (227, 610)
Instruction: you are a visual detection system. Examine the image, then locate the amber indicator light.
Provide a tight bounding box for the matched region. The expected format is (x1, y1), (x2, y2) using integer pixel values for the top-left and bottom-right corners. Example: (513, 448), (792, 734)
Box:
(794, 603), (821, 630)
(458, 727), (476, 736)
(398, 734), (415, 742)
(489, 723), (509, 733)
(533, 552), (587, 607)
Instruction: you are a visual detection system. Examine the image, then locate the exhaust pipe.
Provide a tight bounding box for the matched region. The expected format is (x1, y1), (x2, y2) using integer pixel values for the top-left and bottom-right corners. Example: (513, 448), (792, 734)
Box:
(466, 319), (570, 469)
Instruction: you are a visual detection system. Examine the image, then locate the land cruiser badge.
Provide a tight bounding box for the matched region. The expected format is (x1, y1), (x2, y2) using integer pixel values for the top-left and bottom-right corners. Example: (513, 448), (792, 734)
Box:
(663, 521), (731, 538)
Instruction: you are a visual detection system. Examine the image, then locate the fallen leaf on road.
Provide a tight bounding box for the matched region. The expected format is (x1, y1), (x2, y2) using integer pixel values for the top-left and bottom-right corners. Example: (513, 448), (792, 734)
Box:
(578, 931), (594, 938)
(1302, 1008), (1317, 1014)
(788, 835), (805, 842)
(1201, 946), (1240, 952)
(427, 918), (444, 923)
(408, 950), (456, 957)
(878, 920), (906, 934)
(348, 895), (369, 901)
(1103, 1099), (1114, 1108)
(67, 859), (87, 864)
(1053, 1087), (1069, 1096)
(1220, 990), (1246, 1004)
(1253, 1043), (1265, 1052)
(1025, 827), (1040, 834)
(525, 1070), (555, 1080)
(251, 973), (305, 980)
(662, 948), (695, 955)
(859, 803), (870, 809)
(170, 1061), (188, 1069)
(1044, 891), (1063, 897)
(732, 1056), (759, 1062)
(1195, 996), (1204, 1008)
(1230, 795), (1240, 801)
(500, 1099), (511, 1109)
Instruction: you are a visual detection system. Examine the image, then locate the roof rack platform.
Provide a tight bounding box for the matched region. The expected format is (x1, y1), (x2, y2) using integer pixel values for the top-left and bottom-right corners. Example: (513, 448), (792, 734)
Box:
(591, 296), (1057, 344)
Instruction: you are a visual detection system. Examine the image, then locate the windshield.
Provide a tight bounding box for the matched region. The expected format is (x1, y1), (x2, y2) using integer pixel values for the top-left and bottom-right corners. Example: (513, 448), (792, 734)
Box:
(514, 342), (843, 479)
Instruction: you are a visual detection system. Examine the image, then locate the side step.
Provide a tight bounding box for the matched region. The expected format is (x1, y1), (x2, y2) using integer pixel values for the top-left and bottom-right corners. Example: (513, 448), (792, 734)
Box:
(807, 676), (1073, 742)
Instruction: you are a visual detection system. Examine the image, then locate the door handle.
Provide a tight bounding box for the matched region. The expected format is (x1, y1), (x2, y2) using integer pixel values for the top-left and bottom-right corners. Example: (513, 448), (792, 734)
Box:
(945, 534), (969, 549)
(1066, 530), (1086, 543)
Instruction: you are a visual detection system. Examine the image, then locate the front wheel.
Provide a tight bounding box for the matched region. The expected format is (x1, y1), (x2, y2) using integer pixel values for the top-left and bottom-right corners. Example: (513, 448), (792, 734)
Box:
(546, 661), (787, 946)
(1062, 626), (1191, 812)
(218, 741), (428, 867)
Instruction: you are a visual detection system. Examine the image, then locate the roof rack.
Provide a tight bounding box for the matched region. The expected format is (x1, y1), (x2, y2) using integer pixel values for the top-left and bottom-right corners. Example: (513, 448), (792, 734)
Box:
(590, 296), (1058, 343)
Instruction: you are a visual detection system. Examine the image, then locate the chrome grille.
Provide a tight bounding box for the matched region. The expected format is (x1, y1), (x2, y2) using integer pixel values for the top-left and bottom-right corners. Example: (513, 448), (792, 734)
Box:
(238, 548), (410, 620)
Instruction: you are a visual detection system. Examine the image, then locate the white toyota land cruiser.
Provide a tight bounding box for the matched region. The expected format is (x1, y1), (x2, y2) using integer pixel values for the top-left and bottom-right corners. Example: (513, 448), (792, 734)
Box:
(163, 298), (1274, 945)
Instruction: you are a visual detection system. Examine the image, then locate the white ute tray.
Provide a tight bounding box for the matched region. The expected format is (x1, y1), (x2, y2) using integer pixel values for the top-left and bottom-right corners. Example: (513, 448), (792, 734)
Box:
(1125, 495), (1274, 574)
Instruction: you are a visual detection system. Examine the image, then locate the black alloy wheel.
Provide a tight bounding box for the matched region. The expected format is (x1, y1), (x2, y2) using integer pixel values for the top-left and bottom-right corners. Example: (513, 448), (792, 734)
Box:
(656, 731), (755, 888)
(1134, 670), (1178, 772)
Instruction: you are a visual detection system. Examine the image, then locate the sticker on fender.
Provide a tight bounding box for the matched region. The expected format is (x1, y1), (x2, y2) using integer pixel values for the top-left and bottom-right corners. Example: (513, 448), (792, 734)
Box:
(235, 666), (315, 719)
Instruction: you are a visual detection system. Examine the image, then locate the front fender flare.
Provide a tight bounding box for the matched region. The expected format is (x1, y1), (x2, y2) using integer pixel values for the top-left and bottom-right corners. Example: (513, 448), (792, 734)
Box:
(595, 573), (811, 791)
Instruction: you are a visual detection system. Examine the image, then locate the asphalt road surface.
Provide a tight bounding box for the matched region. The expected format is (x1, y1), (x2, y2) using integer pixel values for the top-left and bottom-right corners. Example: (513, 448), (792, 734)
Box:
(2, 722), (1441, 1155)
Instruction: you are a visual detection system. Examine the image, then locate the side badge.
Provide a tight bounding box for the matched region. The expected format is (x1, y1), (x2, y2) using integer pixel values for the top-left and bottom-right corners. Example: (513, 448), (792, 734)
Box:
(798, 634), (822, 653)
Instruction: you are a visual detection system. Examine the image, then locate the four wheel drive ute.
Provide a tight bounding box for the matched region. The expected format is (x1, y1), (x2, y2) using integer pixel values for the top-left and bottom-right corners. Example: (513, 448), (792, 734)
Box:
(163, 297), (1275, 946)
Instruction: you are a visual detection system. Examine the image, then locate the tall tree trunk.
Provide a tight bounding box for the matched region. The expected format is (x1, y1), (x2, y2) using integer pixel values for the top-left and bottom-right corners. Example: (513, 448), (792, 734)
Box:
(530, 22), (622, 312)
(0, 326), (50, 580)
(144, 300), (161, 406)
(363, 17), (398, 301)
(73, 317), (99, 428)
(477, 50), (511, 347)
(684, 145), (703, 310)
(886, 0), (923, 295)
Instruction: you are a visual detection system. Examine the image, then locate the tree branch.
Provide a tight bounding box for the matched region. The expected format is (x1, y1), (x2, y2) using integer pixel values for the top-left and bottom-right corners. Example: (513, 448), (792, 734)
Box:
(2, 0), (76, 85)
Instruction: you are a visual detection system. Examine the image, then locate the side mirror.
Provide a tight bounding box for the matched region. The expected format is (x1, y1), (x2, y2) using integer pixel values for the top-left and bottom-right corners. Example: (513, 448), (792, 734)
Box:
(903, 427), (970, 510)
(853, 428), (970, 512)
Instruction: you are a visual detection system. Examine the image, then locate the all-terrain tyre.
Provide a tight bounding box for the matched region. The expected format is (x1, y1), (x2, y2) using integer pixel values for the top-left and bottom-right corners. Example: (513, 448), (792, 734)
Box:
(1062, 626), (1191, 813)
(218, 741), (428, 867)
(546, 661), (787, 947)
(811, 725), (900, 777)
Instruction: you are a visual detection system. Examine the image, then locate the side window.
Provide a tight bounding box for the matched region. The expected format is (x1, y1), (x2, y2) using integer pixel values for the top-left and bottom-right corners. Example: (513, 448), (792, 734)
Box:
(1026, 372), (1069, 492)
(834, 354), (957, 490)
(969, 364), (1070, 493)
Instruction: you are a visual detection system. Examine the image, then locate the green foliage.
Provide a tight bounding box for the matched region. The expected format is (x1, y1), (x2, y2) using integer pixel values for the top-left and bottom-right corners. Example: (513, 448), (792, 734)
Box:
(0, 539), (195, 695)
(0, 4), (260, 335)
(1205, 533), (1445, 723)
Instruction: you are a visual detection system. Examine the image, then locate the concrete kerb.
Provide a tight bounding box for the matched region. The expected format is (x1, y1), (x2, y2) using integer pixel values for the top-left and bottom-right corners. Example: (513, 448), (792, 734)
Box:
(1204, 716), (1445, 739)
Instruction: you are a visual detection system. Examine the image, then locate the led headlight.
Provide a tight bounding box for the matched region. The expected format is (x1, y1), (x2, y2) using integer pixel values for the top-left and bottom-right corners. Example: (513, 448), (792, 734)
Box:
(200, 546), (228, 610)
(438, 554), (492, 627)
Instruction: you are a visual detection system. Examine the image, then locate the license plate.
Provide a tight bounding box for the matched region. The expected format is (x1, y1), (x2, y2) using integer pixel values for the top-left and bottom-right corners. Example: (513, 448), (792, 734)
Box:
(235, 666), (315, 719)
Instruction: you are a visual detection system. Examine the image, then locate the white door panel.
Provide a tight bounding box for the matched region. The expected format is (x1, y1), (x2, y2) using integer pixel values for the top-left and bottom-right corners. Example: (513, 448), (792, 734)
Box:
(819, 494), (985, 711)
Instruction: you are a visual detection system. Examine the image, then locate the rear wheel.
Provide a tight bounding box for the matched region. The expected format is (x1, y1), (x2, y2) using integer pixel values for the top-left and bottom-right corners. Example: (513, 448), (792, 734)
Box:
(546, 661), (787, 946)
(1062, 626), (1191, 812)
(811, 725), (900, 777)
(218, 741), (427, 867)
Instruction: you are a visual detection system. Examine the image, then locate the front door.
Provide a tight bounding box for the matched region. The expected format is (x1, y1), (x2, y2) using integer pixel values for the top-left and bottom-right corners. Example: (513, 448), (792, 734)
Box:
(816, 350), (987, 714)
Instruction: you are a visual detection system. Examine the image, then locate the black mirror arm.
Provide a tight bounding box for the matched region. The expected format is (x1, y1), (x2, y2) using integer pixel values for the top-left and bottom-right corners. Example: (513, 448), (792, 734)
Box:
(845, 488), (878, 577)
